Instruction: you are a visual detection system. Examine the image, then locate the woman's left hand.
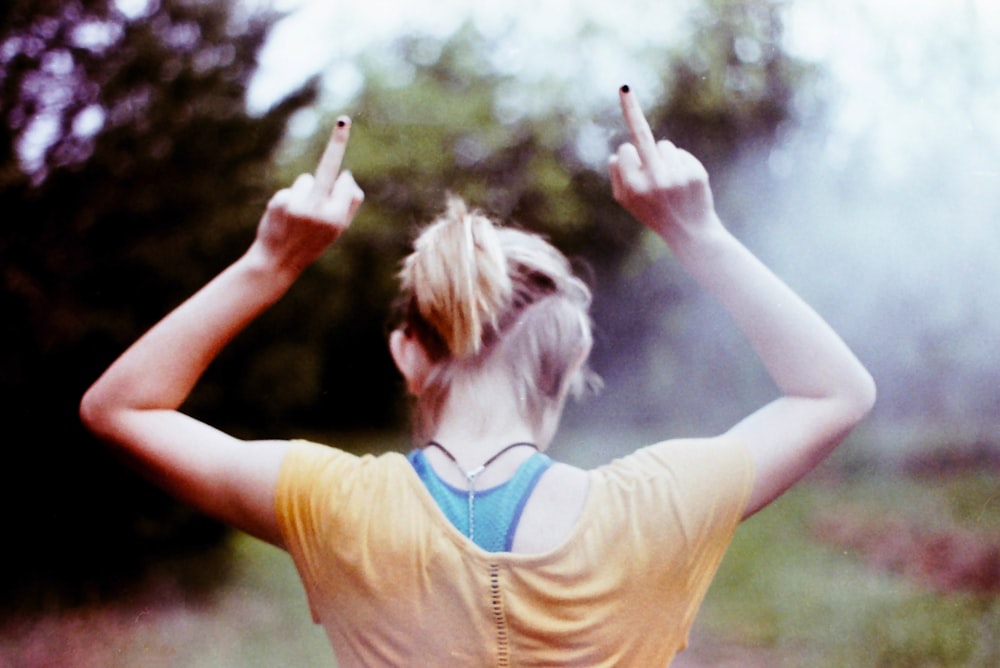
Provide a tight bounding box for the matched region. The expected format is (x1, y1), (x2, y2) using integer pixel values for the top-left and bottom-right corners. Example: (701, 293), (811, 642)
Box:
(608, 86), (875, 520)
(608, 86), (722, 246)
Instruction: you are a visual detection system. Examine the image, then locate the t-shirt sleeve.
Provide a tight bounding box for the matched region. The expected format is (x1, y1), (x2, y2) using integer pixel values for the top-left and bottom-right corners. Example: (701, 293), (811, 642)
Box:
(599, 437), (754, 630)
(638, 437), (753, 550)
(274, 440), (362, 620)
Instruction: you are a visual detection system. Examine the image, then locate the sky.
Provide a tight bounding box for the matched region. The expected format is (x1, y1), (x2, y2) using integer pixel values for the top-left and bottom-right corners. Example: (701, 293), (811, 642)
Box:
(247, 0), (1000, 179)
(247, 0), (691, 113)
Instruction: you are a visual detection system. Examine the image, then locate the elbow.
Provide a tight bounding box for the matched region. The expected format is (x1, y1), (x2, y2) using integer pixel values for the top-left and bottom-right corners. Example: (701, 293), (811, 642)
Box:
(854, 367), (877, 417)
(79, 384), (118, 440)
(79, 386), (103, 435)
(837, 369), (877, 429)
(860, 371), (878, 415)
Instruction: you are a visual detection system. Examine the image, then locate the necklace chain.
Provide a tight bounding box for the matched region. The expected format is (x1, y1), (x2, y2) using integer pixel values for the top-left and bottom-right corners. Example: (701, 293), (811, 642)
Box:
(424, 440), (538, 541)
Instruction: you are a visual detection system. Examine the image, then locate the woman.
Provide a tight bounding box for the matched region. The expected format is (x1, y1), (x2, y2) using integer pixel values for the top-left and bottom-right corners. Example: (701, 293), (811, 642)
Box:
(81, 87), (875, 665)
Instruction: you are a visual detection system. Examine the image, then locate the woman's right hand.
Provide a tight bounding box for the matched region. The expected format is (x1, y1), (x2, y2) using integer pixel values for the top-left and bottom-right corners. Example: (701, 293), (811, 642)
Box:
(251, 116), (365, 278)
(608, 86), (722, 246)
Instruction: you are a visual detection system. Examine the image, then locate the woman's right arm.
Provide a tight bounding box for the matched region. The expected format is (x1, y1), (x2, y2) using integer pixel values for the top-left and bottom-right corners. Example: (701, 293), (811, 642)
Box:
(609, 88), (875, 518)
(80, 119), (364, 546)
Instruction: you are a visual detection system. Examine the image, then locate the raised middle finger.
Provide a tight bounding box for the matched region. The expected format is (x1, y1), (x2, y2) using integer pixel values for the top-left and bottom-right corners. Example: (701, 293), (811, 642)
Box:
(313, 116), (352, 194)
(618, 86), (661, 167)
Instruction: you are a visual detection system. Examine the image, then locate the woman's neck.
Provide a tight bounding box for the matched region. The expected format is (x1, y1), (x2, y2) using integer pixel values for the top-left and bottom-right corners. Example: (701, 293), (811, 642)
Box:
(432, 405), (536, 463)
(423, 369), (545, 480)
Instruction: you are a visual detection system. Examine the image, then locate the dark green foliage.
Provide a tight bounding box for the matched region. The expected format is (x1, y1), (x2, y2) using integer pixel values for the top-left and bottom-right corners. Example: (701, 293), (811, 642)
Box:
(657, 0), (811, 172)
(0, 0), (314, 602)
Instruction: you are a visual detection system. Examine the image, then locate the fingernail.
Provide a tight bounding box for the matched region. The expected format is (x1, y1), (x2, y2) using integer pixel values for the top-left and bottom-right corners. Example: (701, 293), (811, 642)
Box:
(336, 116), (349, 128)
(620, 84), (630, 94)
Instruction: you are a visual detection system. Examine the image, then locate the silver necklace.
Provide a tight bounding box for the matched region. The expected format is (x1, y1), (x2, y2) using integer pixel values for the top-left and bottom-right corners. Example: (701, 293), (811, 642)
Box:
(424, 440), (539, 541)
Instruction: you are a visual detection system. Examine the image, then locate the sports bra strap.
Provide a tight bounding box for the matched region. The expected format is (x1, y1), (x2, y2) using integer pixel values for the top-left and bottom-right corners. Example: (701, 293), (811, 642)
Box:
(408, 450), (553, 552)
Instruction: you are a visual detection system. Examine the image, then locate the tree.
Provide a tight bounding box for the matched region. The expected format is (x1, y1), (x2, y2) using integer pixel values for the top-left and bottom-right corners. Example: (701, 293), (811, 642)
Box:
(657, 0), (810, 171)
(265, 2), (817, 441)
(0, 0), (313, 603)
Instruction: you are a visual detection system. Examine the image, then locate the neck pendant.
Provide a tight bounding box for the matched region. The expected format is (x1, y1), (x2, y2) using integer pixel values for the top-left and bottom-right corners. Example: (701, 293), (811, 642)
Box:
(424, 440), (539, 541)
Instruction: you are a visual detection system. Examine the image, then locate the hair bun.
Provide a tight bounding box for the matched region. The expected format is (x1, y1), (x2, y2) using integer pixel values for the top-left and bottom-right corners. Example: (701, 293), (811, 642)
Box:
(402, 197), (513, 359)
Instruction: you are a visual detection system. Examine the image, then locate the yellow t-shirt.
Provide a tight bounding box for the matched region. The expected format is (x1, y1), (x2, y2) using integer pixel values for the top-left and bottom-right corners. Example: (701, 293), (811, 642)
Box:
(276, 437), (753, 667)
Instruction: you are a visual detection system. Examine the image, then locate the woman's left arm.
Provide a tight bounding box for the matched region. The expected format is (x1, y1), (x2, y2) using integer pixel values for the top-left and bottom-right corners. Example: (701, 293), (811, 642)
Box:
(80, 118), (364, 547)
(610, 88), (876, 518)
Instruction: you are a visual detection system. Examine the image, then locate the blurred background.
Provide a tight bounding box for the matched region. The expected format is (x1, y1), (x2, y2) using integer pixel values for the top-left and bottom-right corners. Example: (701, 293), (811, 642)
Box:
(2, 0), (998, 664)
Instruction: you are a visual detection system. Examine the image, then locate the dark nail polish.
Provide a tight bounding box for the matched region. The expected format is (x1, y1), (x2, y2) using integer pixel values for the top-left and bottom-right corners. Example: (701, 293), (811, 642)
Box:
(337, 119), (347, 128)
(620, 84), (630, 93)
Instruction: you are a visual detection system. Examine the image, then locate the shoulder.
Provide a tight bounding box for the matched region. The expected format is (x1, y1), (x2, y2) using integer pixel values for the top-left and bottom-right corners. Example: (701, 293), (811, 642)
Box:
(281, 439), (407, 472)
(277, 441), (412, 506)
(592, 436), (754, 522)
(278, 440), (352, 488)
(275, 441), (414, 548)
(600, 436), (751, 482)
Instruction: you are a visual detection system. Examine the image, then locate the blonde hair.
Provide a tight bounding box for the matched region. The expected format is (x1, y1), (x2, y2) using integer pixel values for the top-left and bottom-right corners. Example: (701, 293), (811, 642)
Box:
(397, 197), (599, 437)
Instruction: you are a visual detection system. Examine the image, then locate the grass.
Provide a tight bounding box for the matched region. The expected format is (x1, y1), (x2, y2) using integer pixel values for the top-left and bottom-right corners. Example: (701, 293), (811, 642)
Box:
(689, 468), (1000, 667)
(0, 535), (332, 667)
(2, 444), (997, 666)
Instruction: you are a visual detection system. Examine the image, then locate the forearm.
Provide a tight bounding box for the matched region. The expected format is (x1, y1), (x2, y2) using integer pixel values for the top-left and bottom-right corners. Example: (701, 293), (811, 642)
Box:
(667, 221), (875, 409)
(81, 244), (296, 429)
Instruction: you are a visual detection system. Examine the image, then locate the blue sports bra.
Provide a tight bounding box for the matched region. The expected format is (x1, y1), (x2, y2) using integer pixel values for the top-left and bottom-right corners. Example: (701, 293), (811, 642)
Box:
(407, 449), (553, 552)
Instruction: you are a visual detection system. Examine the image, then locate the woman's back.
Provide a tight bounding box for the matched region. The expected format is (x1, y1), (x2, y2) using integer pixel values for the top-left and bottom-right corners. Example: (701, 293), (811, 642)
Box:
(508, 460), (589, 553)
(412, 441), (589, 553)
(276, 437), (752, 666)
